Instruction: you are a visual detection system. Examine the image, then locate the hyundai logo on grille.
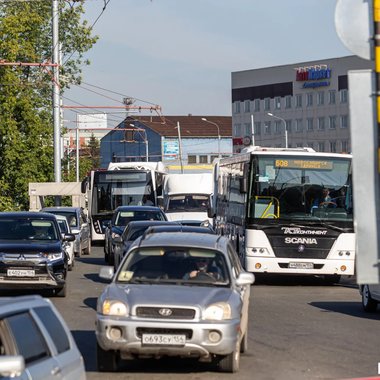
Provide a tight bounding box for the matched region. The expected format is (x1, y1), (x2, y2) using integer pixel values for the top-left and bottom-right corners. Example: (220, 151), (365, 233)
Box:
(158, 308), (173, 316)
(298, 244), (306, 253)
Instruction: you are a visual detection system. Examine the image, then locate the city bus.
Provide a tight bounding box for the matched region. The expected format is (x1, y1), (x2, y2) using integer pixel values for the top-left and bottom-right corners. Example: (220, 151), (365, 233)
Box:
(82, 161), (167, 242)
(211, 146), (354, 282)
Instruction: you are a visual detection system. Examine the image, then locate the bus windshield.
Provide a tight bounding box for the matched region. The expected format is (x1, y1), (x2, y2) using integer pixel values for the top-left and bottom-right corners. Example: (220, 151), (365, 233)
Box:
(93, 171), (153, 213)
(247, 155), (353, 222)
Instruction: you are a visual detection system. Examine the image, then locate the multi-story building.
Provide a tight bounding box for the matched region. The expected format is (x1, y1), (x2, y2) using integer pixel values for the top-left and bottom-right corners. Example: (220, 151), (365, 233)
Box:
(231, 55), (373, 153)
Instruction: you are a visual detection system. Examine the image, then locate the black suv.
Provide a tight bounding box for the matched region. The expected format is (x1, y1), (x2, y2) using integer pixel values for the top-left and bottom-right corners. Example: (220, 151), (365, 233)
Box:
(0, 212), (74, 297)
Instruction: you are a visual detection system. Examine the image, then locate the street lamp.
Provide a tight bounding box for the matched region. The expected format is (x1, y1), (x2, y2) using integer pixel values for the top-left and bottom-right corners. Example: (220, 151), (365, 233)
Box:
(201, 118), (221, 158)
(267, 112), (288, 148)
(130, 124), (149, 162)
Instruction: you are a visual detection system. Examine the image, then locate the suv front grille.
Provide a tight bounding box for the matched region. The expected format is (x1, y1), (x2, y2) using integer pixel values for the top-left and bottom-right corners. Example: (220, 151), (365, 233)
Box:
(136, 307), (196, 320)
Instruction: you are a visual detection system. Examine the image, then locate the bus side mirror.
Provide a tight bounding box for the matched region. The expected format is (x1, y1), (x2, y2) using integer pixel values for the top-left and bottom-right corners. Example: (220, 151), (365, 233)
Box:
(239, 163), (249, 193)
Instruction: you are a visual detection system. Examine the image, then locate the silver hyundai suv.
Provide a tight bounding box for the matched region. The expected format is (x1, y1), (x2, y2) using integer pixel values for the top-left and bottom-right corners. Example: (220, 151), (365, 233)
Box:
(96, 231), (255, 373)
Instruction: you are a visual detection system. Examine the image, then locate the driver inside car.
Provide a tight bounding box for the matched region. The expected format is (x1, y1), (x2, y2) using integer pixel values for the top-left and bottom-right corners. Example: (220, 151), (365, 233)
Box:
(183, 257), (221, 280)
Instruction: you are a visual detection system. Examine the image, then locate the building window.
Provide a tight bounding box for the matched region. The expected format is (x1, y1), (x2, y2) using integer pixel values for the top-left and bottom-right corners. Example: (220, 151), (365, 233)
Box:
(318, 117), (325, 130)
(264, 122), (271, 135)
(188, 155), (196, 164)
(285, 95), (292, 109)
(274, 97), (281, 109)
(274, 120), (281, 134)
(330, 141), (337, 153)
(245, 123), (251, 136)
(340, 114), (348, 129)
(244, 100), (250, 113)
(285, 119), (292, 133)
(329, 90), (336, 105)
(295, 119), (303, 132)
(317, 91), (325, 106)
(329, 116), (337, 129)
(254, 99), (260, 112)
(318, 142), (325, 152)
(295, 94), (302, 108)
(306, 93), (313, 107)
(199, 155), (208, 163)
(264, 98), (270, 111)
(341, 140), (349, 153)
(307, 118), (313, 131)
(254, 122), (261, 135)
(233, 123), (242, 137)
(234, 102), (241, 114)
(340, 89), (348, 103)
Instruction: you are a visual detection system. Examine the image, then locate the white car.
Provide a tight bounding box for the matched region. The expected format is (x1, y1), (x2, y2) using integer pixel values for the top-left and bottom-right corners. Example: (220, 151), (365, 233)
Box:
(0, 295), (86, 379)
(360, 283), (380, 312)
(55, 214), (75, 271)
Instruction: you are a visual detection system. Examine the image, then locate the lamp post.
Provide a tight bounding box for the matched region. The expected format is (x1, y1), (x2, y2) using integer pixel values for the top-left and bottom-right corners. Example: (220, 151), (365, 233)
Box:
(267, 112), (288, 148)
(130, 124), (149, 162)
(202, 118), (221, 158)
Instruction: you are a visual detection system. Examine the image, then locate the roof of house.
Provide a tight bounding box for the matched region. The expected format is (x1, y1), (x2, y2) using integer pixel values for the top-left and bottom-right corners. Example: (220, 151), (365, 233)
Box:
(126, 115), (232, 138)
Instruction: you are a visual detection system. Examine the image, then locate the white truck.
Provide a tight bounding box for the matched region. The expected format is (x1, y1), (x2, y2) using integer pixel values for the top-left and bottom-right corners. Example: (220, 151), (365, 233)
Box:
(162, 173), (213, 225)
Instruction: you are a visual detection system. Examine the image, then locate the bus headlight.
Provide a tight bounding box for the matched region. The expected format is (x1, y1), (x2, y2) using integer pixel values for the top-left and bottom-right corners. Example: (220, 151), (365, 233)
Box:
(251, 247), (269, 255)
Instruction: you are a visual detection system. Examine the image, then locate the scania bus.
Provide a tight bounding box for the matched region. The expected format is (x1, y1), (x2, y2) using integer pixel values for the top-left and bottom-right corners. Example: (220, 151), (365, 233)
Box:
(211, 146), (354, 282)
(82, 161), (167, 242)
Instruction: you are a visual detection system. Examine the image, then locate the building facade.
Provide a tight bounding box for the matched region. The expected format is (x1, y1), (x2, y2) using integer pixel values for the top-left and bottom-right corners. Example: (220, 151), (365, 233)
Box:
(100, 116), (232, 172)
(231, 55), (373, 153)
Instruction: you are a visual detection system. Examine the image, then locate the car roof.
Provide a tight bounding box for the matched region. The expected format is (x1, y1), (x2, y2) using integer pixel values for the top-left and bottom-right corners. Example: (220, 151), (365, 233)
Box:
(114, 205), (162, 213)
(0, 295), (53, 315)
(126, 220), (177, 229)
(0, 211), (58, 221)
(42, 207), (81, 212)
(145, 225), (215, 234)
(130, 231), (228, 253)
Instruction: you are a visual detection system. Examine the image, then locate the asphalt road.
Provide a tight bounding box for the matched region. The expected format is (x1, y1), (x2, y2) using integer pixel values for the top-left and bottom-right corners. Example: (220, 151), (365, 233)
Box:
(49, 246), (380, 380)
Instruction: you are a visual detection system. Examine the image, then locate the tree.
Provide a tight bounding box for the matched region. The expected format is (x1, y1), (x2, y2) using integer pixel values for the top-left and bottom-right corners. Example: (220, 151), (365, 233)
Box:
(0, 1), (98, 210)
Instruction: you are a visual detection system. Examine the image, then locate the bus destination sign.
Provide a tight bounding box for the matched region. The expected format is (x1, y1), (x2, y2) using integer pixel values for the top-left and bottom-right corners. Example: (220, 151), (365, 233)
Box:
(275, 159), (333, 170)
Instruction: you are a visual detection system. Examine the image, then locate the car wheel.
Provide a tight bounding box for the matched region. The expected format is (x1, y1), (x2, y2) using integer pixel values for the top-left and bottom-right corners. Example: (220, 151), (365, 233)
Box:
(216, 339), (240, 373)
(84, 241), (91, 255)
(97, 342), (119, 372)
(362, 285), (378, 312)
(54, 283), (67, 297)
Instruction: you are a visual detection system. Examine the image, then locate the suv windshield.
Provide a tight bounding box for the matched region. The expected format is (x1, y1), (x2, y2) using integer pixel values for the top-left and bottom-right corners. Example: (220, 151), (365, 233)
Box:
(116, 247), (229, 285)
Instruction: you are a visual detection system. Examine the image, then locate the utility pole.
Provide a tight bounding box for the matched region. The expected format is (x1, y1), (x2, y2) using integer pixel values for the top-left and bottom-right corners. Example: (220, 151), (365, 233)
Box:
(177, 122), (184, 174)
(52, 0), (61, 184)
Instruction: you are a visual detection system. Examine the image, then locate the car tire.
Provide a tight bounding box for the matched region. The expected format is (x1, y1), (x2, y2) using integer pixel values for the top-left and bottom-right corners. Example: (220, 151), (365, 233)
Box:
(97, 342), (119, 372)
(216, 339), (240, 373)
(240, 331), (248, 353)
(362, 284), (378, 312)
(54, 283), (67, 297)
(84, 241), (91, 255)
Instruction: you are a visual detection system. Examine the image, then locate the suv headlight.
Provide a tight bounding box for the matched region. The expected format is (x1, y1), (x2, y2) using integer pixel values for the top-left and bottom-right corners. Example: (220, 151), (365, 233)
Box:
(43, 252), (64, 260)
(203, 302), (231, 320)
(99, 300), (128, 316)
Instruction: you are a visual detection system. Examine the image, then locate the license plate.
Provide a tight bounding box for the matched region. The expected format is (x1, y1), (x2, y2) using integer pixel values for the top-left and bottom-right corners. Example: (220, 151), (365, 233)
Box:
(288, 262), (314, 269)
(142, 334), (186, 346)
(7, 269), (35, 277)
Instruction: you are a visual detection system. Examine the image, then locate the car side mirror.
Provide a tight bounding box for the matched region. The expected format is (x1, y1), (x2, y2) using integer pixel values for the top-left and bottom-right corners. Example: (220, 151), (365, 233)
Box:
(236, 272), (255, 286)
(113, 236), (122, 244)
(99, 266), (114, 281)
(63, 233), (76, 242)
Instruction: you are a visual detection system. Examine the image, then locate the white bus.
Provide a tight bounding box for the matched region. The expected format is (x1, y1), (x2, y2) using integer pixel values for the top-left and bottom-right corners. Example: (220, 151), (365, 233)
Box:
(82, 161), (167, 242)
(211, 146), (354, 283)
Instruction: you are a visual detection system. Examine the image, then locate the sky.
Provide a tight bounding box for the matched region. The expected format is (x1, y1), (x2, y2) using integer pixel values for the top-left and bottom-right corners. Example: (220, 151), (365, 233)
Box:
(64, 0), (352, 129)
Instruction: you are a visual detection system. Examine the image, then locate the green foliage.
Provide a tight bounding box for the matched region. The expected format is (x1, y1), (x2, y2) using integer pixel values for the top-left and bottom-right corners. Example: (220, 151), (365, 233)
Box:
(0, 1), (98, 210)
